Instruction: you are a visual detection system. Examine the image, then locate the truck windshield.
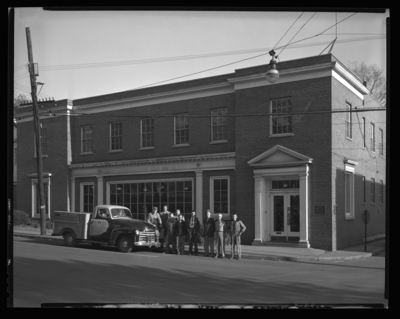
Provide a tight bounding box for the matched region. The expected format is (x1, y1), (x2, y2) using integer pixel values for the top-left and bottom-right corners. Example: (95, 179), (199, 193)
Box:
(111, 208), (132, 219)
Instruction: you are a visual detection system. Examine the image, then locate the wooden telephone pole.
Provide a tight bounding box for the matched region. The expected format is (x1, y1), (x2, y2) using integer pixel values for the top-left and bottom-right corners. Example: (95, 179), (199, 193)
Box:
(26, 27), (47, 235)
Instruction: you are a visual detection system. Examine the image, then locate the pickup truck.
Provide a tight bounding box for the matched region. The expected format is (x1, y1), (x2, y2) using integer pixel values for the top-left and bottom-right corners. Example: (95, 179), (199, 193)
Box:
(52, 205), (161, 253)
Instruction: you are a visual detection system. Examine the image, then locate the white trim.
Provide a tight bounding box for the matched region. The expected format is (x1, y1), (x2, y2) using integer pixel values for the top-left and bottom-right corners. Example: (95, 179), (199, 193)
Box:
(248, 144), (312, 167)
(332, 70), (364, 100)
(80, 182), (95, 213)
(344, 164), (355, 220)
(31, 177), (51, 218)
(209, 176), (230, 216)
(73, 82), (234, 114)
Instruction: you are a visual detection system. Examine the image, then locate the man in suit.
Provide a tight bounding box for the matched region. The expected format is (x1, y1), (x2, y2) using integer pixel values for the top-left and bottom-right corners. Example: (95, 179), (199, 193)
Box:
(187, 210), (200, 256)
(229, 214), (246, 260)
(203, 209), (215, 257)
(174, 213), (187, 255)
(165, 212), (177, 254)
(214, 213), (226, 258)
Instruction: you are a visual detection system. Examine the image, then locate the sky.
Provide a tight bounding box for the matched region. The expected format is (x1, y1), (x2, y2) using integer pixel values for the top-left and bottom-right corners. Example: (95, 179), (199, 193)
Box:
(12, 8), (389, 102)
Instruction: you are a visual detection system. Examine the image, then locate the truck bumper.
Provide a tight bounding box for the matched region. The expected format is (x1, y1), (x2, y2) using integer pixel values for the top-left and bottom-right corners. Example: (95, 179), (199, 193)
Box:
(134, 241), (161, 248)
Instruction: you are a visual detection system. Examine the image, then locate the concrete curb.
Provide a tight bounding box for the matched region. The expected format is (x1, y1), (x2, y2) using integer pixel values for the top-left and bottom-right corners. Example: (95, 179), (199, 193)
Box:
(14, 232), (383, 262)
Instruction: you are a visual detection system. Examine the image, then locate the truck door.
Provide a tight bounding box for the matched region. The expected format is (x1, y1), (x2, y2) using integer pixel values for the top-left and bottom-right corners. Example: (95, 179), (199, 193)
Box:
(89, 208), (111, 241)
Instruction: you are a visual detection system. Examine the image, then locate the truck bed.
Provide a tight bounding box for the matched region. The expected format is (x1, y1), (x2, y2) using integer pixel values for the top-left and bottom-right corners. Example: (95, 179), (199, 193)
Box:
(53, 211), (91, 239)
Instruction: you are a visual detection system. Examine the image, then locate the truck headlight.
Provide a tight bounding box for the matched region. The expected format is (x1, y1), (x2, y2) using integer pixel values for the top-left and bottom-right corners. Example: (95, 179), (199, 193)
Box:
(135, 230), (140, 235)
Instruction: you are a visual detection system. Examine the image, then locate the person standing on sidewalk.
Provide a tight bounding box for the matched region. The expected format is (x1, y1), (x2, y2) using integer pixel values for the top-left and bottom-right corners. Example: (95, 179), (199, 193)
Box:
(147, 207), (162, 243)
(214, 213), (226, 258)
(203, 209), (215, 257)
(187, 210), (200, 256)
(165, 212), (177, 254)
(159, 205), (170, 248)
(229, 214), (246, 260)
(174, 213), (187, 255)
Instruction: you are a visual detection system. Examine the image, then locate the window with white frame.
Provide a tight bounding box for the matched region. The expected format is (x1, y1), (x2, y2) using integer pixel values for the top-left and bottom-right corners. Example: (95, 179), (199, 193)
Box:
(345, 102), (352, 139)
(211, 108), (227, 142)
(210, 177), (229, 215)
(81, 125), (92, 153)
(34, 128), (47, 157)
(174, 113), (189, 145)
(380, 180), (384, 204)
(371, 178), (375, 203)
(81, 183), (94, 213)
(140, 118), (154, 148)
(110, 122), (122, 151)
(370, 123), (375, 152)
(362, 117), (366, 148)
(32, 179), (50, 218)
(344, 163), (355, 219)
(379, 128), (383, 156)
(271, 97), (293, 135)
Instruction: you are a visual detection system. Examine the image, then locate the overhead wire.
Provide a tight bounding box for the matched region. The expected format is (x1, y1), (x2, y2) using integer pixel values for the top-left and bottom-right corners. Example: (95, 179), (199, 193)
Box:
(272, 12), (304, 51)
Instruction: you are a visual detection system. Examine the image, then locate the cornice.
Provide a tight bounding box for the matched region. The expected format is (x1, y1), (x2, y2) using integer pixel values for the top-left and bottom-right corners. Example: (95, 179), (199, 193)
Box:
(70, 152), (236, 169)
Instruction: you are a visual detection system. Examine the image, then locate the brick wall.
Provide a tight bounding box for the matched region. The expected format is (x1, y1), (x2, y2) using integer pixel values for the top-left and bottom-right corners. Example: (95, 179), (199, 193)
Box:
(331, 78), (386, 250)
(71, 93), (235, 164)
(16, 115), (71, 219)
(234, 77), (333, 247)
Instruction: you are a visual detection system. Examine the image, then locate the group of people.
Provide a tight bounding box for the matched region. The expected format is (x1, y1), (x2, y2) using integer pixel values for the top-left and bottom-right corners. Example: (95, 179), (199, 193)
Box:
(147, 206), (246, 259)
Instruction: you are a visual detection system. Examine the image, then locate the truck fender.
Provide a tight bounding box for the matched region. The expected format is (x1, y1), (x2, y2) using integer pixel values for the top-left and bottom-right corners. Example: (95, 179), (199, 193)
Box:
(110, 229), (135, 246)
(59, 228), (77, 238)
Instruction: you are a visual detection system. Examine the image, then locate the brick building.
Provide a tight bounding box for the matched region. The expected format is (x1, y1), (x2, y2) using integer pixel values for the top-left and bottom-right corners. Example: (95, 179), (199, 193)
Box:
(15, 53), (386, 250)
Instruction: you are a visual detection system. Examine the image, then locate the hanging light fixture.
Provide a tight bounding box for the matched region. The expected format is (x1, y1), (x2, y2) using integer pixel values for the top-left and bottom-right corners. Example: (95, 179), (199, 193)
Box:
(266, 50), (279, 83)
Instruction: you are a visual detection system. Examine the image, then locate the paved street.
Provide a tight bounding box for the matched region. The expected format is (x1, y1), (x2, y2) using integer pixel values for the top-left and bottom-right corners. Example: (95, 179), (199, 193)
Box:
(12, 237), (387, 307)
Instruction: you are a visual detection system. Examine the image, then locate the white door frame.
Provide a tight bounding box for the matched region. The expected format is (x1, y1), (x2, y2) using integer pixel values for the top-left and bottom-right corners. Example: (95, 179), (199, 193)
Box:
(270, 191), (300, 239)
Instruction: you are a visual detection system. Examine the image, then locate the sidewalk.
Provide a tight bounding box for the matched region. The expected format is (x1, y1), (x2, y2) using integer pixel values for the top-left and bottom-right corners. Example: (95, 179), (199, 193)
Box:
(12, 228), (385, 262)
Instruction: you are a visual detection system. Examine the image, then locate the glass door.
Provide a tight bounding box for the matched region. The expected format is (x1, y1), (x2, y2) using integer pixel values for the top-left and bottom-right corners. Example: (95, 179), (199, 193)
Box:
(271, 193), (300, 239)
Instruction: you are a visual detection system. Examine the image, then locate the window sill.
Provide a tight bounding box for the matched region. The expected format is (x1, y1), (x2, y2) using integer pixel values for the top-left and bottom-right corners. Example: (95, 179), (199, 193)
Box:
(173, 144), (190, 148)
(345, 215), (355, 220)
(345, 137), (353, 141)
(209, 140), (228, 145)
(108, 150), (123, 153)
(139, 147), (155, 151)
(269, 133), (294, 138)
(80, 152), (93, 156)
(34, 155), (48, 158)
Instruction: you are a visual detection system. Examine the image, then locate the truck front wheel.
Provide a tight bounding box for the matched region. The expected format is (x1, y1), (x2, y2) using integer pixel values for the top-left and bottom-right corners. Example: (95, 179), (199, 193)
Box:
(117, 235), (132, 253)
(63, 232), (77, 247)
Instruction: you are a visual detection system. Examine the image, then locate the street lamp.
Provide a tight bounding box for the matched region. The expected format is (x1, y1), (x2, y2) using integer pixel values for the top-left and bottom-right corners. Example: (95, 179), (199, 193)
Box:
(266, 50), (279, 84)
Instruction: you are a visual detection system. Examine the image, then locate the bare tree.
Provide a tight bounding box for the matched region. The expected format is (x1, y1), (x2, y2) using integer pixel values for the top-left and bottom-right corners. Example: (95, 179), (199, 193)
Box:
(349, 61), (386, 107)
(14, 94), (28, 108)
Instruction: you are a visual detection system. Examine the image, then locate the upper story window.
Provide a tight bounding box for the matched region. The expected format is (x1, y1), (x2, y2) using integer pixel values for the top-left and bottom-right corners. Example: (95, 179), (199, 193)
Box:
(81, 125), (92, 153)
(362, 117), (366, 148)
(370, 123), (375, 153)
(110, 122), (122, 151)
(379, 128), (384, 156)
(270, 97), (293, 136)
(34, 128), (47, 157)
(141, 118), (154, 148)
(345, 102), (352, 139)
(211, 108), (227, 142)
(174, 113), (189, 145)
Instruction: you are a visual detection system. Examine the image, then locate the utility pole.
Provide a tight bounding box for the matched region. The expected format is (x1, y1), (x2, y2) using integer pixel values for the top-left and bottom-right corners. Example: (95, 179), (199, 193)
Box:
(26, 27), (46, 235)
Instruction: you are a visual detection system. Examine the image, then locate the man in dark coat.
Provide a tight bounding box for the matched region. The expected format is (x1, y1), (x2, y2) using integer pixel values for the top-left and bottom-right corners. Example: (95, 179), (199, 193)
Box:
(165, 212), (176, 254)
(229, 214), (246, 260)
(203, 209), (215, 257)
(187, 210), (200, 256)
(174, 213), (187, 255)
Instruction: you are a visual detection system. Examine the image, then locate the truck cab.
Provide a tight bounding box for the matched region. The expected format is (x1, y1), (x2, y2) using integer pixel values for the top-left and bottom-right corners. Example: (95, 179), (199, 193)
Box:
(53, 205), (161, 253)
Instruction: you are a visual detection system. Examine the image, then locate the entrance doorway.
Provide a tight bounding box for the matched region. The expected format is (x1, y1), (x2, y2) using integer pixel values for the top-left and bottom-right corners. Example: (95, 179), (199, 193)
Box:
(270, 193), (300, 242)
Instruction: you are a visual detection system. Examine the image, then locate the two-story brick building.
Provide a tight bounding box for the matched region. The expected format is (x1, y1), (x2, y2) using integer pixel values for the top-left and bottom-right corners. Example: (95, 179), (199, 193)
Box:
(15, 53), (386, 250)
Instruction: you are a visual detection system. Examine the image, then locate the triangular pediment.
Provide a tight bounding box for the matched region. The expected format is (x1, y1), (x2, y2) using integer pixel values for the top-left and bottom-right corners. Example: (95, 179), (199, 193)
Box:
(248, 145), (312, 168)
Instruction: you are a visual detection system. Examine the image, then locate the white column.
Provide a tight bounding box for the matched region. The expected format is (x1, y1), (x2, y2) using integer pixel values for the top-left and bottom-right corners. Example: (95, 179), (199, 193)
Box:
(299, 165), (310, 248)
(253, 176), (264, 243)
(97, 175), (104, 205)
(195, 170), (203, 222)
(71, 177), (75, 212)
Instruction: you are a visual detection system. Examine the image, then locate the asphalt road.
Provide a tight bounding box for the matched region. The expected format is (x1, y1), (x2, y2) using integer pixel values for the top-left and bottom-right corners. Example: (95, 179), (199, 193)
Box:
(12, 237), (387, 307)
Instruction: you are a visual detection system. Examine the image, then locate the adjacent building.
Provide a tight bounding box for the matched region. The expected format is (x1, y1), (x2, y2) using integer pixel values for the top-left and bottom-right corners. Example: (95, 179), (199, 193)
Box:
(14, 53), (386, 250)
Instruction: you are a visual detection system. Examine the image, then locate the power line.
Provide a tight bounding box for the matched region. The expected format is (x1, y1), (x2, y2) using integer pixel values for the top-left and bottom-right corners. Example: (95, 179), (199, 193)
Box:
(273, 12), (304, 50)
(278, 12), (318, 58)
